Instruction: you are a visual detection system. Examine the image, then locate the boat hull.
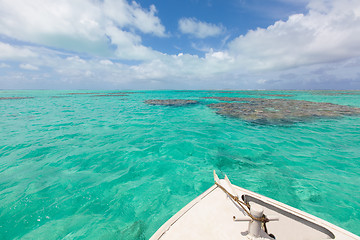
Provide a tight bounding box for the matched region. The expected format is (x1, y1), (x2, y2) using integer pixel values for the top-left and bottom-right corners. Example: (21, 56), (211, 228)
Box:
(150, 180), (360, 240)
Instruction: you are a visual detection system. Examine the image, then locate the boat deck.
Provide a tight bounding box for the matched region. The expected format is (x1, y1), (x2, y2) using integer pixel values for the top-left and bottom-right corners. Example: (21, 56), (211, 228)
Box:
(150, 180), (360, 240)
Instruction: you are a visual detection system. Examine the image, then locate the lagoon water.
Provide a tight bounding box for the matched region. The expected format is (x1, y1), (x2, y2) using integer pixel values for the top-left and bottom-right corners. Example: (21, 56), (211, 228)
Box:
(0, 90), (359, 239)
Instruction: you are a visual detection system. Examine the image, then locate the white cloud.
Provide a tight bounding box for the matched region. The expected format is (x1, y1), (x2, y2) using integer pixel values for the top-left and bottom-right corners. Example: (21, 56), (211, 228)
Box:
(227, 0), (360, 71)
(0, 42), (37, 60)
(0, 63), (10, 68)
(99, 60), (113, 65)
(103, 1), (165, 37)
(1, 0), (360, 90)
(105, 25), (160, 60)
(0, 0), (166, 60)
(178, 18), (224, 38)
(1, 41), (359, 90)
(19, 63), (39, 70)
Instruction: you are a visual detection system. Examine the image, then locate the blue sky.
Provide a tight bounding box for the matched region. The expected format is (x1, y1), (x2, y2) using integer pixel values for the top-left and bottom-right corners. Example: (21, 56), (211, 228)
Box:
(0, 0), (359, 90)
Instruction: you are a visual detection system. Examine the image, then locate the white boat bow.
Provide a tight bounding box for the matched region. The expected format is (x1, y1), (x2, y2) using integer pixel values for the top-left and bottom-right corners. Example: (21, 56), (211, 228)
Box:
(150, 171), (360, 240)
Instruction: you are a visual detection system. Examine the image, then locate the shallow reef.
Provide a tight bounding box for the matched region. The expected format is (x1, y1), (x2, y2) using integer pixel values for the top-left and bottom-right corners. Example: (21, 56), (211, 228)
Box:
(66, 92), (134, 97)
(145, 99), (198, 106)
(0, 97), (34, 100)
(106, 92), (141, 94)
(204, 92), (294, 97)
(206, 97), (360, 124)
(260, 94), (294, 97)
(203, 97), (254, 101)
(92, 94), (128, 97)
(67, 93), (100, 95)
(51, 96), (71, 98)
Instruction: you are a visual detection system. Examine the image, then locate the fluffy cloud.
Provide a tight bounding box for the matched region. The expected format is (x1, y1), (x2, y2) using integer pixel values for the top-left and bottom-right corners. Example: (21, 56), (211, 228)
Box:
(227, 0), (360, 71)
(0, 63), (10, 68)
(0, 42), (37, 60)
(1, 0), (360, 89)
(105, 25), (161, 60)
(178, 18), (224, 38)
(0, 0), (165, 60)
(1, 41), (359, 90)
(104, 1), (165, 37)
(19, 64), (39, 71)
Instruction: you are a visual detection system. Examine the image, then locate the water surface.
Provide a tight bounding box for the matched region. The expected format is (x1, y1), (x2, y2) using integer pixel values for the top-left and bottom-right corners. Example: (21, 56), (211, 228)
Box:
(0, 90), (359, 239)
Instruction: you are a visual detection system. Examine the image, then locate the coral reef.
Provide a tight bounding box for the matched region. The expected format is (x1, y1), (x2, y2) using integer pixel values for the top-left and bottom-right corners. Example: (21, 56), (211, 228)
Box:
(206, 97), (360, 124)
(67, 93), (100, 95)
(260, 94), (294, 97)
(0, 97), (34, 100)
(92, 94), (128, 97)
(145, 99), (198, 106)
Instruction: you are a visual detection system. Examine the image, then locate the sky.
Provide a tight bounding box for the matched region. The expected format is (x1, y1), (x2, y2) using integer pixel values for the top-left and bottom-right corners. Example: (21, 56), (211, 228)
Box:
(0, 0), (360, 90)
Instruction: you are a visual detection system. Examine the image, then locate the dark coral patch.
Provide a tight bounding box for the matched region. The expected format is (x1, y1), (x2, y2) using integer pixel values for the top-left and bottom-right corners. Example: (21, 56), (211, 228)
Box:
(260, 94), (294, 97)
(203, 97), (253, 101)
(67, 92), (133, 97)
(51, 96), (71, 98)
(0, 97), (34, 100)
(106, 92), (141, 94)
(206, 91), (243, 94)
(67, 93), (100, 95)
(207, 98), (360, 124)
(92, 94), (128, 97)
(145, 99), (198, 106)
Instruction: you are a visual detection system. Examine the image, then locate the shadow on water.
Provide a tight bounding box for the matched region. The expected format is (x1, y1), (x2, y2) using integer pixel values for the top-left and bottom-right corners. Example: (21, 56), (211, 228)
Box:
(208, 145), (273, 172)
(118, 220), (147, 240)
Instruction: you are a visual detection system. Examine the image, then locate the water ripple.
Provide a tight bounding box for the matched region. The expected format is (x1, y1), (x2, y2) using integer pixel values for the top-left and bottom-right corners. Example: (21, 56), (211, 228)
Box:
(0, 90), (359, 239)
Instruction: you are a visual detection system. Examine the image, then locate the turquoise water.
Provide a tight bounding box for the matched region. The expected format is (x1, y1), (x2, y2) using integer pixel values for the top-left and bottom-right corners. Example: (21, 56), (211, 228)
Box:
(0, 90), (359, 239)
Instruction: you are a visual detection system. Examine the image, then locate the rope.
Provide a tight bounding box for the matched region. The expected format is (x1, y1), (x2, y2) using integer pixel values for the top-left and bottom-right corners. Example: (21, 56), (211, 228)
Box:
(215, 182), (269, 223)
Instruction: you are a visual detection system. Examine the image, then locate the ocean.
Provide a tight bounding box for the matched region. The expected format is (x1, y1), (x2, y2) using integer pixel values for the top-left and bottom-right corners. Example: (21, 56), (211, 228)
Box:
(0, 90), (359, 239)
